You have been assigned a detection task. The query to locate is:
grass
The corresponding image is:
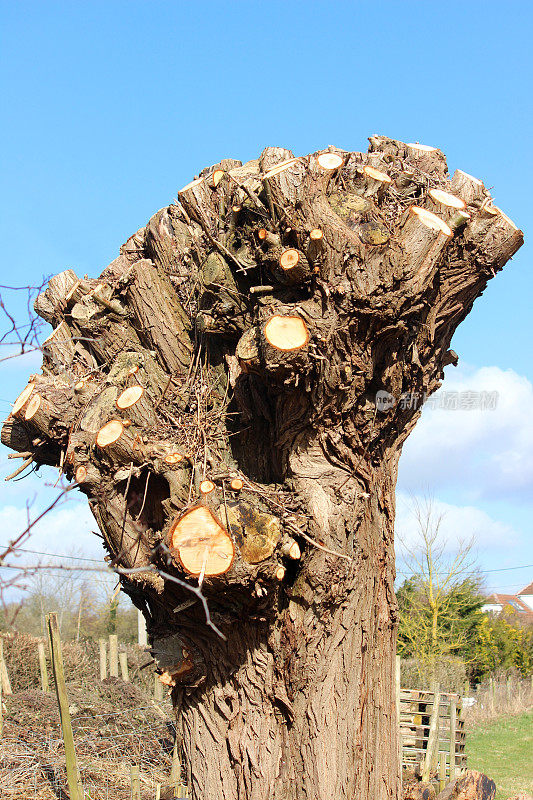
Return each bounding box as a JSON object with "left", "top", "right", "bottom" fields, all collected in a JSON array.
[{"left": 465, "top": 710, "right": 533, "bottom": 799}]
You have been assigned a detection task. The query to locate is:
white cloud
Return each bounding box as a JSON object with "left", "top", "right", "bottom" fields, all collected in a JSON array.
[
  {"left": 0, "top": 501, "right": 106, "bottom": 562},
  {"left": 398, "top": 366, "right": 533, "bottom": 501},
  {"left": 395, "top": 491, "right": 520, "bottom": 555}
]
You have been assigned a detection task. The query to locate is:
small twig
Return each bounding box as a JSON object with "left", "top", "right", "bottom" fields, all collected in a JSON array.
[{"left": 5, "top": 456, "right": 33, "bottom": 482}]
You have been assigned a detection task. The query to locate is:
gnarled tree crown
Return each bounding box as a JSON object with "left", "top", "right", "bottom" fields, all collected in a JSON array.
[{"left": 2, "top": 137, "right": 522, "bottom": 800}]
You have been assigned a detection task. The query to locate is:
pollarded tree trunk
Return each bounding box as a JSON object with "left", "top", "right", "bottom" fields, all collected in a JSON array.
[{"left": 2, "top": 138, "right": 522, "bottom": 800}]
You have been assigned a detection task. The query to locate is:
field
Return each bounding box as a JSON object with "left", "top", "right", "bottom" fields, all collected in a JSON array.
[
  {"left": 465, "top": 710, "right": 533, "bottom": 799},
  {"left": 0, "top": 633, "right": 178, "bottom": 799}
]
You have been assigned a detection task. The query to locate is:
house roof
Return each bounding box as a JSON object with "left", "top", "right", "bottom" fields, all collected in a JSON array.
[
  {"left": 489, "top": 593, "right": 533, "bottom": 618},
  {"left": 519, "top": 581, "right": 533, "bottom": 596}
]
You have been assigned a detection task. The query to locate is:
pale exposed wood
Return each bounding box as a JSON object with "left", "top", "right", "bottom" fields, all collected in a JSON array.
[
  {"left": 410, "top": 206, "right": 452, "bottom": 236},
  {"left": 116, "top": 385, "right": 144, "bottom": 410},
  {"left": 75, "top": 465, "right": 88, "bottom": 483},
  {"left": 429, "top": 188, "right": 466, "bottom": 210},
  {"left": 199, "top": 479, "right": 215, "bottom": 494},
  {"left": 281, "top": 539, "right": 301, "bottom": 559},
  {"left": 230, "top": 478, "right": 243, "bottom": 491},
  {"left": 363, "top": 165, "right": 392, "bottom": 184},
  {"left": 263, "top": 158, "right": 300, "bottom": 179},
  {"left": 274, "top": 248, "right": 311, "bottom": 284},
  {"left": 164, "top": 452, "right": 184, "bottom": 464},
  {"left": 275, "top": 565, "right": 286, "bottom": 581},
  {"left": 405, "top": 143, "right": 446, "bottom": 175},
  {"left": 96, "top": 419, "right": 124, "bottom": 447},
  {"left": 309, "top": 228, "right": 323, "bottom": 240},
  {"left": 317, "top": 152, "right": 343, "bottom": 170},
  {"left": 12, "top": 383, "right": 35, "bottom": 416},
  {"left": 170, "top": 505, "right": 235, "bottom": 577},
  {"left": 24, "top": 393, "right": 42, "bottom": 421},
  {"left": 212, "top": 169, "right": 225, "bottom": 187},
  {"left": 263, "top": 315, "right": 309, "bottom": 351}
]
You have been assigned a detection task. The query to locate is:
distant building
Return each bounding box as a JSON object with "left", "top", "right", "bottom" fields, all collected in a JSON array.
[{"left": 482, "top": 581, "right": 533, "bottom": 619}]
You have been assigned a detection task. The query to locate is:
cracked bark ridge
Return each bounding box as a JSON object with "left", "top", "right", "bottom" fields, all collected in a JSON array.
[{"left": 2, "top": 137, "right": 523, "bottom": 800}]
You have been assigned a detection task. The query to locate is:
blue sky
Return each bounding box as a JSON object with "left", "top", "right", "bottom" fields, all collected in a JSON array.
[{"left": 1, "top": 1, "right": 531, "bottom": 595}]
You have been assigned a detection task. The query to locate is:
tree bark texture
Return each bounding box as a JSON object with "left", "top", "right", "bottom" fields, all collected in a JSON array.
[{"left": 2, "top": 137, "right": 523, "bottom": 800}]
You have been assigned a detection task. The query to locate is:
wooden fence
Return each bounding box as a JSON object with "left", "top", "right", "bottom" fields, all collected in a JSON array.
[{"left": 399, "top": 686, "right": 466, "bottom": 781}]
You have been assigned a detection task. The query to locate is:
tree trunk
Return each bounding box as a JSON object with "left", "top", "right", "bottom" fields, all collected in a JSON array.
[{"left": 2, "top": 137, "right": 522, "bottom": 800}]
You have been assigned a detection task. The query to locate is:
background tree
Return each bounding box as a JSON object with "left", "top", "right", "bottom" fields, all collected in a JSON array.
[
  {"left": 2, "top": 138, "right": 523, "bottom": 800},
  {"left": 397, "top": 497, "right": 485, "bottom": 684}
]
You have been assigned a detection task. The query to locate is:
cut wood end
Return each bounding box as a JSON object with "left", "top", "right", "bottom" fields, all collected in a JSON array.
[
  {"left": 75, "top": 465, "right": 88, "bottom": 483},
  {"left": 264, "top": 315, "right": 309, "bottom": 352},
  {"left": 230, "top": 478, "right": 243, "bottom": 491},
  {"left": 317, "top": 152, "right": 343, "bottom": 170},
  {"left": 263, "top": 158, "right": 300, "bottom": 179},
  {"left": 428, "top": 188, "right": 466, "bottom": 210},
  {"left": 309, "top": 228, "right": 323, "bottom": 240},
  {"left": 179, "top": 177, "right": 205, "bottom": 193},
  {"left": 407, "top": 143, "right": 438, "bottom": 153},
  {"left": 13, "top": 383, "right": 36, "bottom": 415},
  {"left": 74, "top": 381, "right": 85, "bottom": 392},
  {"left": 232, "top": 204, "right": 242, "bottom": 213},
  {"left": 363, "top": 165, "right": 392, "bottom": 184},
  {"left": 127, "top": 366, "right": 139, "bottom": 375},
  {"left": 281, "top": 540, "right": 301, "bottom": 559},
  {"left": 257, "top": 228, "right": 268, "bottom": 240},
  {"left": 170, "top": 505, "right": 234, "bottom": 577},
  {"left": 116, "top": 385, "right": 144, "bottom": 410},
  {"left": 24, "top": 393, "right": 42, "bottom": 421},
  {"left": 212, "top": 169, "right": 225, "bottom": 187},
  {"left": 96, "top": 419, "right": 124, "bottom": 448},
  {"left": 164, "top": 453, "right": 184, "bottom": 465},
  {"left": 279, "top": 249, "right": 300, "bottom": 270},
  {"left": 199, "top": 479, "right": 215, "bottom": 495},
  {"left": 275, "top": 565, "right": 286, "bottom": 581},
  {"left": 455, "top": 169, "right": 483, "bottom": 186},
  {"left": 491, "top": 206, "right": 519, "bottom": 230},
  {"left": 410, "top": 206, "right": 452, "bottom": 237}
]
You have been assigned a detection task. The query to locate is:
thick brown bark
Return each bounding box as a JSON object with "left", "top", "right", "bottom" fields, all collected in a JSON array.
[{"left": 2, "top": 137, "right": 523, "bottom": 800}]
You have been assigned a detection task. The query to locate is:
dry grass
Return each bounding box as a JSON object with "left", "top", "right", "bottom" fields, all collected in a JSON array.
[{"left": 0, "top": 633, "right": 178, "bottom": 799}]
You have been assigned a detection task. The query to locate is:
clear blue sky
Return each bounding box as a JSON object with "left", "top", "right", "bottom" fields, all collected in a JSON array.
[{"left": 1, "top": 1, "right": 531, "bottom": 594}]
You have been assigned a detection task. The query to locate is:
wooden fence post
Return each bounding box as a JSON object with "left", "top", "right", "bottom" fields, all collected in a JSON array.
[
  {"left": 99, "top": 639, "right": 107, "bottom": 680},
  {"left": 109, "top": 634, "right": 119, "bottom": 678},
  {"left": 506, "top": 675, "right": 512, "bottom": 703},
  {"left": 438, "top": 751, "right": 447, "bottom": 790},
  {"left": 119, "top": 651, "right": 129, "bottom": 682},
  {"left": 449, "top": 698, "right": 457, "bottom": 780},
  {"left": 0, "top": 638, "right": 12, "bottom": 696},
  {"left": 169, "top": 734, "right": 181, "bottom": 793},
  {"left": 138, "top": 609, "right": 148, "bottom": 647},
  {"left": 46, "top": 613, "right": 83, "bottom": 800},
  {"left": 396, "top": 655, "right": 402, "bottom": 787},
  {"left": 131, "top": 763, "right": 141, "bottom": 800},
  {"left": 422, "top": 682, "right": 440, "bottom": 782},
  {"left": 38, "top": 641, "right": 50, "bottom": 693},
  {"left": 154, "top": 674, "right": 163, "bottom": 702}
]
